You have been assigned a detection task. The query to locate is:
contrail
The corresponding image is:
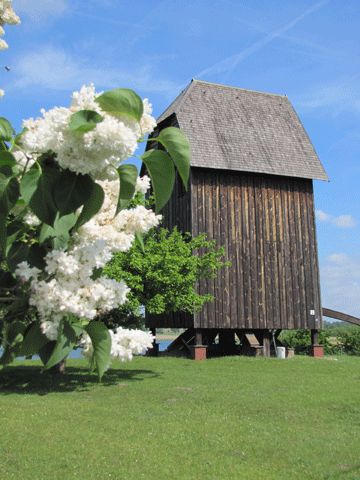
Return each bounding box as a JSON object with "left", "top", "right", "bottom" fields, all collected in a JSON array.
[{"left": 196, "top": 0, "right": 329, "bottom": 79}]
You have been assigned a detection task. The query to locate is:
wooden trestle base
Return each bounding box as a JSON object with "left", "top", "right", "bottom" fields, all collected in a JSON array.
[{"left": 150, "top": 328, "right": 324, "bottom": 359}]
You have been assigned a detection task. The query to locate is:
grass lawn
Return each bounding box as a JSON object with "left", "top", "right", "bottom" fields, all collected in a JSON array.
[{"left": 0, "top": 355, "right": 359, "bottom": 480}]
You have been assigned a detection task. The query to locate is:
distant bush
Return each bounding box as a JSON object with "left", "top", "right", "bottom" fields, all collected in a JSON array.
[
  {"left": 280, "top": 326, "right": 360, "bottom": 355},
  {"left": 337, "top": 328, "right": 360, "bottom": 355}
]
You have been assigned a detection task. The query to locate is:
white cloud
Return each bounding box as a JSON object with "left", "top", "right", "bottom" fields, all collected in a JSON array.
[
  {"left": 321, "top": 253, "right": 360, "bottom": 317},
  {"left": 332, "top": 215, "right": 357, "bottom": 228},
  {"left": 12, "top": 46, "right": 180, "bottom": 98},
  {"left": 316, "top": 209, "right": 357, "bottom": 228},
  {"left": 316, "top": 209, "right": 331, "bottom": 222},
  {"left": 295, "top": 78, "right": 360, "bottom": 116},
  {"left": 14, "top": 0, "right": 69, "bottom": 21}
]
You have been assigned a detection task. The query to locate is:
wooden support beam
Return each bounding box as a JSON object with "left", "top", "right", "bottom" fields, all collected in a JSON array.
[
  {"left": 192, "top": 329, "right": 207, "bottom": 360},
  {"left": 311, "top": 329, "right": 324, "bottom": 358},
  {"left": 195, "top": 330, "right": 203, "bottom": 346},
  {"left": 166, "top": 329, "right": 195, "bottom": 352},
  {"left": 323, "top": 308, "right": 360, "bottom": 327},
  {"left": 311, "top": 329, "right": 319, "bottom": 346},
  {"left": 262, "top": 330, "right": 271, "bottom": 357}
]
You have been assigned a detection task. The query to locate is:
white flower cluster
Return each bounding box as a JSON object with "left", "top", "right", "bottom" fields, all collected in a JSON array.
[
  {"left": 14, "top": 85, "right": 162, "bottom": 360},
  {"left": 20, "top": 84, "right": 157, "bottom": 179},
  {"left": 0, "top": 1, "right": 19, "bottom": 26},
  {"left": 15, "top": 261, "right": 40, "bottom": 283},
  {"left": 15, "top": 179, "right": 160, "bottom": 341},
  {"left": 135, "top": 174, "right": 151, "bottom": 195},
  {"left": 32, "top": 241, "right": 128, "bottom": 338},
  {"left": 76, "top": 179, "right": 161, "bottom": 252},
  {"left": 0, "top": 1, "right": 20, "bottom": 96},
  {"left": 82, "top": 327, "right": 155, "bottom": 363}
]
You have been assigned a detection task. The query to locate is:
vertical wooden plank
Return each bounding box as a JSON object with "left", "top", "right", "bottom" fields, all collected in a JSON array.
[
  {"left": 227, "top": 173, "right": 238, "bottom": 328},
  {"left": 262, "top": 177, "right": 273, "bottom": 328},
  {"left": 267, "top": 181, "right": 280, "bottom": 327},
  {"left": 248, "top": 175, "right": 259, "bottom": 328},
  {"left": 221, "top": 173, "right": 231, "bottom": 328},
  {"left": 234, "top": 172, "right": 245, "bottom": 329},
  {"left": 213, "top": 171, "right": 221, "bottom": 329},
  {"left": 274, "top": 179, "right": 286, "bottom": 330},
  {"left": 204, "top": 170, "right": 216, "bottom": 329},
  {"left": 280, "top": 182, "right": 294, "bottom": 329},
  {"left": 254, "top": 176, "right": 266, "bottom": 329},
  {"left": 298, "top": 181, "right": 312, "bottom": 329},
  {"left": 304, "top": 181, "right": 321, "bottom": 329},
  {"left": 307, "top": 182, "right": 323, "bottom": 329},
  {"left": 292, "top": 182, "right": 306, "bottom": 329},
  {"left": 241, "top": 175, "right": 252, "bottom": 329}
]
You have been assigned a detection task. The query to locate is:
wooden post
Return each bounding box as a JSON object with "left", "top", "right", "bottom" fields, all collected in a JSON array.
[
  {"left": 311, "top": 329, "right": 324, "bottom": 358},
  {"left": 191, "top": 329, "right": 207, "bottom": 360},
  {"left": 147, "top": 327, "right": 159, "bottom": 357},
  {"left": 311, "top": 329, "right": 319, "bottom": 345},
  {"left": 262, "top": 330, "right": 271, "bottom": 357}
]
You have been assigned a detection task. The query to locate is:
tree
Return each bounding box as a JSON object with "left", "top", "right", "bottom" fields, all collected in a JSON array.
[
  {"left": 0, "top": 85, "right": 190, "bottom": 380},
  {"left": 103, "top": 227, "right": 229, "bottom": 327}
]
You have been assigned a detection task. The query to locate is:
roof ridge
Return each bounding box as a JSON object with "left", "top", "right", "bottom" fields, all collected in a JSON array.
[
  {"left": 192, "top": 78, "right": 287, "bottom": 98},
  {"left": 156, "top": 80, "right": 195, "bottom": 123}
]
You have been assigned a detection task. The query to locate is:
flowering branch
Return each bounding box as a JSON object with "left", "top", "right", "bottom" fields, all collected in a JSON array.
[{"left": 0, "top": 84, "right": 190, "bottom": 380}]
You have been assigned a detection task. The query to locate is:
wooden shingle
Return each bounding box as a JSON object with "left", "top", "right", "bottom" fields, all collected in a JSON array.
[{"left": 157, "top": 79, "right": 328, "bottom": 181}]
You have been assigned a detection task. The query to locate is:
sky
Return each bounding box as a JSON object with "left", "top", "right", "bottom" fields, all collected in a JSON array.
[{"left": 2, "top": 0, "right": 360, "bottom": 317}]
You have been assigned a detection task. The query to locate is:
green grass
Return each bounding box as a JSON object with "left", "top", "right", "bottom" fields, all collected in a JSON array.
[{"left": 1, "top": 356, "right": 360, "bottom": 480}]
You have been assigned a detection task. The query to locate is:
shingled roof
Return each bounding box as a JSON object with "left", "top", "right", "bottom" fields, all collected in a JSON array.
[{"left": 157, "top": 79, "right": 328, "bottom": 181}]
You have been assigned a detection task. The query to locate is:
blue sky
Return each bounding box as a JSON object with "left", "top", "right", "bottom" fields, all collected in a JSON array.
[{"left": 2, "top": 0, "right": 360, "bottom": 316}]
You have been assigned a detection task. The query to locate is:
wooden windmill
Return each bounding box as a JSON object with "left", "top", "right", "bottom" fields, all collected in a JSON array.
[{"left": 145, "top": 80, "right": 328, "bottom": 359}]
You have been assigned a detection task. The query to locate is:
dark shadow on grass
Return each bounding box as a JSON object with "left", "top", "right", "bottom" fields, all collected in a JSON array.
[{"left": 0, "top": 365, "right": 159, "bottom": 395}]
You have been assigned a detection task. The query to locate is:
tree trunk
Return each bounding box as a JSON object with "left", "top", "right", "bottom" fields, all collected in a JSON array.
[{"left": 49, "top": 359, "right": 66, "bottom": 374}]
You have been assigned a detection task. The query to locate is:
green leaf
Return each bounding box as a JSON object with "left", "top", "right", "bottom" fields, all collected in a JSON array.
[
  {"left": 74, "top": 182, "right": 104, "bottom": 229},
  {"left": 116, "top": 164, "right": 138, "bottom": 214},
  {"left": 85, "top": 321, "right": 111, "bottom": 381},
  {"left": 54, "top": 171, "right": 94, "bottom": 216},
  {"left": 6, "top": 321, "right": 26, "bottom": 345},
  {"left": 21, "top": 322, "right": 49, "bottom": 356},
  {"left": 0, "top": 269, "right": 16, "bottom": 288},
  {"left": 44, "top": 321, "right": 79, "bottom": 370},
  {"left": 152, "top": 127, "right": 190, "bottom": 188},
  {"left": 141, "top": 149, "right": 175, "bottom": 212},
  {"left": 95, "top": 88, "right": 143, "bottom": 122},
  {"left": 7, "top": 241, "right": 29, "bottom": 272},
  {"left": 20, "top": 162, "right": 41, "bottom": 204},
  {"left": 135, "top": 231, "right": 145, "bottom": 253},
  {"left": 0, "top": 173, "right": 19, "bottom": 213},
  {"left": 0, "top": 320, "right": 26, "bottom": 365},
  {"left": 69, "top": 110, "right": 104, "bottom": 133},
  {"left": 0, "top": 117, "right": 14, "bottom": 141},
  {"left": 4, "top": 296, "right": 29, "bottom": 321},
  {"left": 39, "top": 213, "right": 77, "bottom": 245},
  {"left": 0, "top": 151, "right": 16, "bottom": 169},
  {"left": 0, "top": 214, "right": 6, "bottom": 258},
  {"left": 13, "top": 128, "right": 28, "bottom": 147},
  {"left": 28, "top": 244, "right": 47, "bottom": 270},
  {"left": 29, "top": 163, "right": 60, "bottom": 225},
  {"left": 5, "top": 220, "right": 23, "bottom": 256},
  {"left": 38, "top": 341, "right": 56, "bottom": 365}
]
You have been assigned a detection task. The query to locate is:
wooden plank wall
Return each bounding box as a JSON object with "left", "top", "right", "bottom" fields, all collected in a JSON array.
[{"left": 191, "top": 168, "right": 322, "bottom": 330}]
